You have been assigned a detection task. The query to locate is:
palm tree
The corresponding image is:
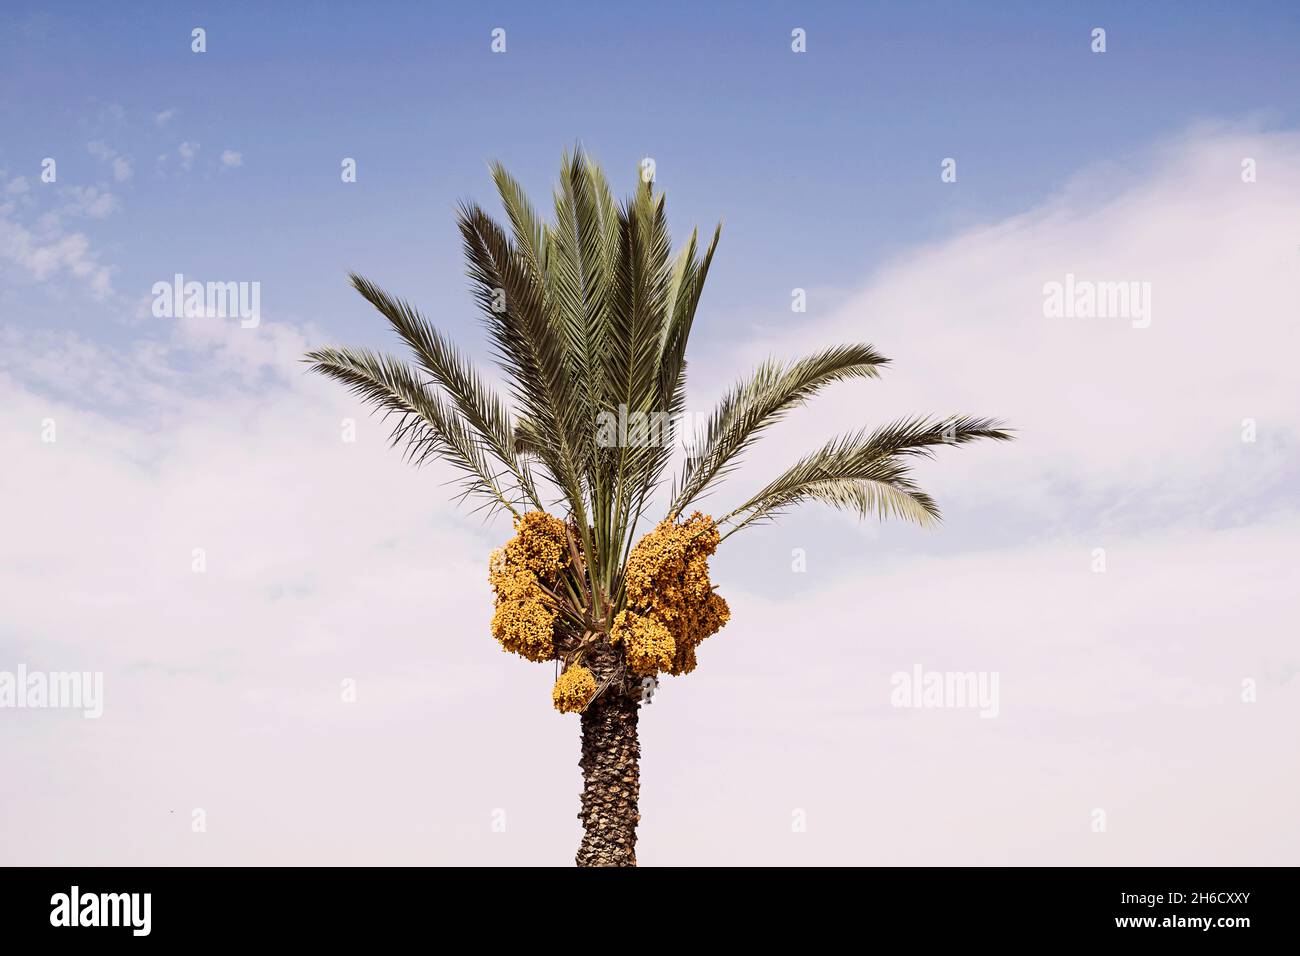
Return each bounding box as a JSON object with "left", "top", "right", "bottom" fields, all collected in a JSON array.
[{"left": 305, "top": 150, "right": 1012, "bottom": 866}]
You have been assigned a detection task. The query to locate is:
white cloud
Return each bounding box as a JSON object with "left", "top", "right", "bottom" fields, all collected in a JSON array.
[
  {"left": 62, "top": 185, "right": 118, "bottom": 220},
  {"left": 220, "top": 149, "right": 243, "bottom": 168},
  {"left": 97, "top": 103, "right": 126, "bottom": 125},
  {"left": 87, "top": 141, "right": 133, "bottom": 183},
  {"left": 154, "top": 108, "right": 178, "bottom": 126},
  {"left": 689, "top": 123, "right": 1300, "bottom": 540},
  {"left": 178, "top": 141, "right": 199, "bottom": 171},
  {"left": 0, "top": 188, "right": 115, "bottom": 298}
]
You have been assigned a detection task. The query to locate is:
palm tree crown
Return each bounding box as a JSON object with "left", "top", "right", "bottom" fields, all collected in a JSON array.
[{"left": 305, "top": 149, "right": 1012, "bottom": 864}]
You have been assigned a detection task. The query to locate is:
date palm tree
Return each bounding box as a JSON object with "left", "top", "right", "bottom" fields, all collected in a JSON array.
[{"left": 306, "top": 150, "right": 1011, "bottom": 866}]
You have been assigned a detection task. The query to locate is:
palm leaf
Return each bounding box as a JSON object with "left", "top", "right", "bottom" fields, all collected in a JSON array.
[
  {"left": 549, "top": 149, "right": 615, "bottom": 484},
  {"left": 720, "top": 416, "right": 1012, "bottom": 536},
  {"left": 457, "top": 202, "right": 588, "bottom": 513},
  {"left": 303, "top": 345, "right": 521, "bottom": 516},
  {"left": 348, "top": 272, "right": 540, "bottom": 507},
  {"left": 672, "top": 343, "right": 891, "bottom": 514}
]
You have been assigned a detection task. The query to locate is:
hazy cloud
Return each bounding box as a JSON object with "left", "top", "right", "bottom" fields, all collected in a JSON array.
[
  {"left": 87, "top": 141, "right": 133, "bottom": 183},
  {"left": 177, "top": 141, "right": 199, "bottom": 171},
  {"left": 0, "top": 176, "right": 115, "bottom": 298}
]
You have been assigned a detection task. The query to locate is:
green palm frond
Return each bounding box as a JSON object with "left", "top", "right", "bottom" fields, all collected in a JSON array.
[
  {"left": 720, "top": 416, "right": 1013, "bottom": 536},
  {"left": 347, "top": 272, "right": 540, "bottom": 508},
  {"left": 303, "top": 345, "right": 523, "bottom": 517},
  {"left": 804, "top": 476, "right": 940, "bottom": 526},
  {"left": 603, "top": 180, "right": 673, "bottom": 463},
  {"left": 590, "top": 178, "right": 678, "bottom": 594},
  {"left": 584, "top": 158, "right": 623, "bottom": 269},
  {"left": 548, "top": 149, "right": 615, "bottom": 485},
  {"left": 490, "top": 159, "right": 550, "bottom": 278},
  {"left": 672, "top": 343, "right": 891, "bottom": 515},
  {"left": 659, "top": 221, "right": 721, "bottom": 446},
  {"left": 458, "top": 201, "right": 588, "bottom": 515}
]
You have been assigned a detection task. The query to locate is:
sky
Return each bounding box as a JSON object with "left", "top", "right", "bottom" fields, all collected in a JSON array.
[{"left": 1, "top": 1, "right": 1298, "bottom": 865}]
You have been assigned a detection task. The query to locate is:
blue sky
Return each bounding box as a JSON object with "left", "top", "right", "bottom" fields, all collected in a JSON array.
[{"left": 4, "top": 0, "right": 1300, "bottom": 360}]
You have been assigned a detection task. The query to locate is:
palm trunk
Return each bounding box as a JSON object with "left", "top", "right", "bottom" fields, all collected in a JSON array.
[{"left": 576, "top": 689, "right": 640, "bottom": 866}]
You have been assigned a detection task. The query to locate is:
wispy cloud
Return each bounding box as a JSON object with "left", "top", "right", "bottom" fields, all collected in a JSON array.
[
  {"left": 87, "top": 141, "right": 133, "bottom": 183},
  {"left": 177, "top": 141, "right": 199, "bottom": 172},
  {"left": 61, "top": 185, "right": 118, "bottom": 220},
  {"left": 0, "top": 173, "right": 115, "bottom": 298}
]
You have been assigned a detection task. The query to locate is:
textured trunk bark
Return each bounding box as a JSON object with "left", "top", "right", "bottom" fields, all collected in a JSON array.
[{"left": 576, "top": 689, "right": 640, "bottom": 866}]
